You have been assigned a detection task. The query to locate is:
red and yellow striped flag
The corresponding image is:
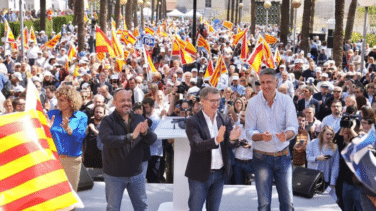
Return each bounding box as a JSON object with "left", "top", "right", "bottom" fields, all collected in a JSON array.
[
  {"left": 180, "top": 48, "right": 195, "bottom": 65},
  {"left": 127, "top": 32, "right": 137, "bottom": 45},
  {"left": 247, "top": 42, "right": 264, "bottom": 74},
  {"left": 111, "top": 28, "right": 124, "bottom": 59},
  {"left": 204, "top": 21, "right": 214, "bottom": 33},
  {"left": 133, "top": 28, "right": 140, "bottom": 37},
  {"left": 41, "top": 33, "right": 61, "bottom": 49},
  {"left": 204, "top": 59, "right": 214, "bottom": 78},
  {"left": 4, "top": 20, "right": 17, "bottom": 49},
  {"left": 197, "top": 34, "right": 210, "bottom": 53},
  {"left": 223, "top": 21, "right": 233, "bottom": 29},
  {"left": 240, "top": 34, "right": 249, "bottom": 61},
  {"left": 124, "top": 49, "right": 130, "bottom": 59},
  {"left": 23, "top": 27, "right": 29, "bottom": 49},
  {"left": 30, "top": 26, "right": 37, "bottom": 43},
  {"left": 115, "top": 58, "right": 126, "bottom": 72},
  {"left": 120, "top": 31, "right": 129, "bottom": 45},
  {"left": 257, "top": 36, "right": 276, "bottom": 69},
  {"left": 175, "top": 35, "right": 186, "bottom": 48},
  {"left": 172, "top": 39, "right": 180, "bottom": 56},
  {"left": 232, "top": 28, "right": 247, "bottom": 45},
  {"left": 96, "top": 26, "right": 116, "bottom": 58},
  {"left": 265, "top": 33, "right": 278, "bottom": 45},
  {"left": 67, "top": 44, "right": 77, "bottom": 61},
  {"left": 185, "top": 38, "right": 197, "bottom": 55},
  {"left": 143, "top": 47, "right": 157, "bottom": 73},
  {"left": 161, "top": 31, "right": 168, "bottom": 37},
  {"left": 274, "top": 48, "right": 281, "bottom": 64},
  {"left": 111, "top": 17, "right": 116, "bottom": 30},
  {"left": 73, "top": 65, "right": 80, "bottom": 78},
  {"left": 145, "top": 26, "right": 155, "bottom": 35},
  {"left": 161, "top": 20, "right": 167, "bottom": 31},
  {"left": 209, "top": 55, "right": 224, "bottom": 87}
]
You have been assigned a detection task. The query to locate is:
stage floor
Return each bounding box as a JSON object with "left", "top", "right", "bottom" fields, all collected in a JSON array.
[{"left": 77, "top": 182, "right": 341, "bottom": 211}]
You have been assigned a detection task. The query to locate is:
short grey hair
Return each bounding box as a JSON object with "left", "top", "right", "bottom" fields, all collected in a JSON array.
[
  {"left": 259, "top": 68, "right": 277, "bottom": 80},
  {"left": 200, "top": 87, "right": 220, "bottom": 99}
]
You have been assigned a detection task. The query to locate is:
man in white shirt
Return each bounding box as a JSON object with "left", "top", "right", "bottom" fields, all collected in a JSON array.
[
  {"left": 26, "top": 40, "right": 39, "bottom": 66},
  {"left": 320, "top": 100, "right": 342, "bottom": 133}
]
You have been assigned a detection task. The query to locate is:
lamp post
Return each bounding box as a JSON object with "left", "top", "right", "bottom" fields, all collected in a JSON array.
[
  {"left": 291, "top": 0, "right": 301, "bottom": 54},
  {"left": 264, "top": 1, "right": 271, "bottom": 29},
  {"left": 138, "top": 0, "right": 144, "bottom": 30},
  {"left": 358, "top": 0, "right": 376, "bottom": 72},
  {"left": 192, "top": 0, "right": 197, "bottom": 46},
  {"left": 20, "top": 0, "right": 24, "bottom": 62},
  {"left": 239, "top": 2, "right": 243, "bottom": 26}
]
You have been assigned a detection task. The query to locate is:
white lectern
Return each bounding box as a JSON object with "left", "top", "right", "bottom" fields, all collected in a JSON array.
[{"left": 155, "top": 117, "right": 190, "bottom": 211}]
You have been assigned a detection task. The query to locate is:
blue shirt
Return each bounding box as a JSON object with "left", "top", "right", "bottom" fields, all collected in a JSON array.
[
  {"left": 231, "top": 84, "right": 245, "bottom": 96},
  {"left": 48, "top": 109, "right": 88, "bottom": 157},
  {"left": 149, "top": 113, "right": 163, "bottom": 157},
  {"left": 245, "top": 91, "right": 299, "bottom": 152}
]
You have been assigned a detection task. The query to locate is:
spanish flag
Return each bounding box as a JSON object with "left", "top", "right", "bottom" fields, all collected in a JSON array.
[
  {"left": 204, "top": 59, "right": 214, "bottom": 78},
  {"left": 265, "top": 33, "right": 278, "bottom": 45},
  {"left": 111, "top": 28, "right": 124, "bottom": 59},
  {"left": 240, "top": 34, "right": 249, "bottom": 61},
  {"left": 120, "top": 31, "right": 129, "bottom": 45},
  {"left": 257, "top": 36, "right": 275, "bottom": 69},
  {"left": 143, "top": 47, "right": 157, "bottom": 73},
  {"left": 232, "top": 28, "right": 247, "bottom": 45},
  {"left": 209, "top": 55, "right": 224, "bottom": 88},
  {"left": 223, "top": 21, "right": 233, "bottom": 29},
  {"left": 185, "top": 38, "right": 197, "bottom": 55},
  {"left": 179, "top": 48, "right": 195, "bottom": 65},
  {"left": 41, "top": 32, "right": 61, "bottom": 49},
  {"left": 127, "top": 32, "right": 137, "bottom": 45},
  {"left": 30, "top": 26, "right": 37, "bottom": 43},
  {"left": 246, "top": 42, "right": 264, "bottom": 73},
  {"left": 172, "top": 39, "right": 180, "bottom": 56},
  {"left": 274, "top": 48, "right": 281, "bottom": 65},
  {"left": 196, "top": 34, "right": 210, "bottom": 53},
  {"left": 96, "top": 26, "right": 116, "bottom": 58},
  {"left": 145, "top": 26, "right": 155, "bottom": 35}
]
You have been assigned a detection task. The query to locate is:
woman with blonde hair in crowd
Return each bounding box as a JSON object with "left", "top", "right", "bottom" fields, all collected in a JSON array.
[
  {"left": 306, "top": 125, "right": 339, "bottom": 189},
  {"left": 47, "top": 86, "right": 88, "bottom": 192},
  {"left": 1, "top": 98, "right": 13, "bottom": 115}
]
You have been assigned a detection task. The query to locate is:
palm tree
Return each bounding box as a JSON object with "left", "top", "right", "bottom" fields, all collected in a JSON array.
[
  {"left": 227, "top": 0, "right": 230, "bottom": 21},
  {"left": 309, "top": 0, "right": 316, "bottom": 33},
  {"left": 115, "top": 0, "right": 121, "bottom": 27},
  {"left": 250, "top": 0, "right": 256, "bottom": 34},
  {"left": 344, "top": 0, "right": 357, "bottom": 42},
  {"left": 280, "top": 0, "right": 290, "bottom": 45},
  {"left": 126, "top": 0, "right": 133, "bottom": 29},
  {"left": 133, "top": 0, "right": 138, "bottom": 28},
  {"left": 333, "top": 0, "right": 345, "bottom": 68},
  {"left": 40, "top": 0, "right": 46, "bottom": 31},
  {"left": 75, "top": 0, "right": 85, "bottom": 52},
  {"left": 300, "top": 0, "right": 314, "bottom": 57},
  {"left": 151, "top": 0, "right": 155, "bottom": 24},
  {"left": 100, "top": 0, "right": 108, "bottom": 31},
  {"left": 231, "top": 0, "right": 235, "bottom": 23},
  {"left": 68, "top": 0, "right": 75, "bottom": 9},
  {"left": 235, "top": 0, "right": 239, "bottom": 26}
]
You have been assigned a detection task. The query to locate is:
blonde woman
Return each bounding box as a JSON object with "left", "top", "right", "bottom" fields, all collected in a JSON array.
[
  {"left": 306, "top": 125, "right": 339, "bottom": 189},
  {"left": 47, "top": 86, "right": 88, "bottom": 192}
]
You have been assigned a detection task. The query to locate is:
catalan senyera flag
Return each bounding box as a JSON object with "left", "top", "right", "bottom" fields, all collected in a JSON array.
[
  {"left": 232, "top": 28, "right": 247, "bottom": 45},
  {"left": 209, "top": 55, "right": 224, "bottom": 88},
  {"left": 206, "top": 23, "right": 214, "bottom": 33},
  {"left": 133, "top": 28, "right": 140, "bottom": 37},
  {"left": 223, "top": 21, "right": 233, "bottom": 30},
  {"left": 172, "top": 39, "right": 180, "bottom": 56},
  {"left": 67, "top": 43, "right": 77, "bottom": 61},
  {"left": 179, "top": 48, "right": 195, "bottom": 65},
  {"left": 240, "top": 34, "right": 249, "bottom": 61},
  {"left": 41, "top": 33, "right": 61, "bottom": 49},
  {"left": 247, "top": 42, "right": 264, "bottom": 74},
  {"left": 143, "top": 47, "right": 157, "bottom": 73},
  {"left": 30, "top": 26, "right": 37, "bottom": 44},
  {"left": 265, "top": 33, "right": 278, "bottom": 45},
  {"left": 73, "top": 65, "right": 80, "bottom": 78},
  {"left": 23, "top": 27, "right": 29, "bottom": 50},
  {"left": 197, "top": 34, "right": 210, "bottom": 53},
  {"left": 204, "top": 59, "right": 214, "bottom": 78},
  {"left": 115, "top": 58, "right": 126, "bottom": 72},
  {"left": 145, "top": 26, "right": 155, "bottom": 35},
  {"left": 257, "top": 36, "right": 276, "bottom": 69},
  {"left": 274, "top": 48, "right": 281, "bottom": 64},
  {"left": 124, "top": 49, "right": 130, "bottom": 59},
  {"left": 111, "top": 28, "right": 124, "bottom": 59},
  {"left": 96, "top": 26, "right": 116, "bottom": 58},
  {"left": 185, "top": 38, "right": 197, "bottom": 55},
  {"left": 175, "top": 35, "right": 186, "bottom": 49},
  {"left": 127, "top": 32, "right": 137, "bottom": 45},
  {"left": 4, "top": 20, "right": 17, "bottom": 49}
]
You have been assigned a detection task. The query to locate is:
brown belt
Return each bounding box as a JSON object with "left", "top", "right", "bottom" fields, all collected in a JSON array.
[
  {"left": 254, "top": 147, "right": 289, "bottom": 157},
  {"left": 59, "top": 155, "right": 80, "bottom": 158}
]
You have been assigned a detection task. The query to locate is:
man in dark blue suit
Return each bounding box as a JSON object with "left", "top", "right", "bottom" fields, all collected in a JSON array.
[
  {"left": 297, "top": 85, "right": 320, "bottom": 118},
  {"left": 185, "top": 87, "right": 242, "bottom": 211},
  {"left": 313, "top": 82, "right": 334, "bottom": 121}
]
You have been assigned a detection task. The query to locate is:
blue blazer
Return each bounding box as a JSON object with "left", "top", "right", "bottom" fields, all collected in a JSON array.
[{"left": 297, "top": 98, "right": 320, "bottom": 118}]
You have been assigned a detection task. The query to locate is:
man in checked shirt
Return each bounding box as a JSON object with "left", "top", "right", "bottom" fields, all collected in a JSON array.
[{"left": 245, "top": 68, "right": 298, "bottom": 211}]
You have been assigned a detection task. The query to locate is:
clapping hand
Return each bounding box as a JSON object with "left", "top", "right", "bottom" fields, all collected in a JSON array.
[
  {"left": 140, "top": 120, "right": 148, "bottom": 134},
  {"left": 262, "top": 131, "right": 273, "bottom": 142},
  {"left": 47, "top": 115, "right": 55, "bottom": 128},
  {"left": 230, "top": 126, "right": 241, "bottom": 141},
  {"left": 217, "top": 125, "right": 226, "bottom": 143},
  {"left": 60, "top": 117, "right": 70, "bottom": 130},
  {"left": 276, "top": 131, "right": 287, "bottom": 142}
]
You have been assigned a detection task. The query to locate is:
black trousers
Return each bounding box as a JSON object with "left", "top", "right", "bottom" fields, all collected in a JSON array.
[{"left": 146, "top": 156, "right": 162, "bottom": 183}]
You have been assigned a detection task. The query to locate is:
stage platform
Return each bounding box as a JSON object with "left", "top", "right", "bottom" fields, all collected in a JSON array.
[{"left": 77, "top": 182, "right": 341, "bottom": 211}]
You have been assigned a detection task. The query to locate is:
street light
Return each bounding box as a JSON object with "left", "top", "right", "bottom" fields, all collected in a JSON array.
[
  {"left": 358, "top": 0, "right": 376, "bottom": 72},
  {"left": 264, "top": 1, "right": 271, "bottom": 29},
  {"left": 291, "top": 0, "right": 301, "bottom": 54},
  {"left": 239, "top": 3, "right": 243, "bottom": 26}
]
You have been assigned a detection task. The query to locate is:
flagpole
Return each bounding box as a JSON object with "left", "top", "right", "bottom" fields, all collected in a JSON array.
[{"left": 20, "top": 0, "right": 24, "bottom": 61}]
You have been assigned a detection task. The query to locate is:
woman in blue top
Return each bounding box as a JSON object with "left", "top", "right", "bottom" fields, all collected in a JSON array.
[
  {"left": 47, "top": 85, "right": 88, "bottom": 192},
  {"left": 306, "top": 125, "right": 339, "bottom": 189}
]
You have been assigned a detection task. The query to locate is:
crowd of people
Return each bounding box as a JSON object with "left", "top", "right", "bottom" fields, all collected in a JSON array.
[
  {"left": 1, "top": 15, "right": 376, "bottom": 211},
  {"left": 0, "top": 8, "right": 74, "bottom": 22}
]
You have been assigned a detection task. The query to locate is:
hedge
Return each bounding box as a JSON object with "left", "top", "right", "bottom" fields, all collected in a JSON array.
[
  {"left": 0, "top": 15, "right": 75, "bottom": 45},
  {"left": 351, "top": 32, "right": 376, "bottom": 48}
]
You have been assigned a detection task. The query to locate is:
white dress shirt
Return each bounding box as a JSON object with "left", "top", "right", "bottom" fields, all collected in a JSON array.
[
  {"left": 202, "top": 111, "right": 224, "bottom": 170},
  {"left": 233, "top": 126, "right": 253, "bottom": 160}
]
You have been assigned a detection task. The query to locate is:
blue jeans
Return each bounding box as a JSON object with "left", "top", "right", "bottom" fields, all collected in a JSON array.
[
  {"left": 142, "top": 161, "right": 148, "bottom": 179},
  {"left": 253, "top": 150, "right": 294, "bottom": 211},
  {"left": 233, "top": 159, "right": 254, "bottom": 184},
  {"left": 188, "top": 169, "right": 225, "bottom": 211},
  {"left": 360, "top": 191, "right": 376, "bottom": 211},
  {"left": 342, "top": 181, "right": 363, "bottom": 211},
  {"left": 104, "top": 173, "right": 148, "bottom": 211}
]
